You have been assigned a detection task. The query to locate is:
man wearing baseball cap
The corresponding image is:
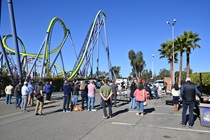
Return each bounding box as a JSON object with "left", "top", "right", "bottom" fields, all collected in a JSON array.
[{"left": 21, "top": 81, "right": 30, "bottom": 112}]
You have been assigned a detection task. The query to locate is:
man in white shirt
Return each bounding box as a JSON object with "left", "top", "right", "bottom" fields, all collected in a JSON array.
[
  {"left": 5, "top": 83, "right": 13, "bottom": 104},
  {"left": 21, "top": 81, "right": 29, "bottom": 112}
]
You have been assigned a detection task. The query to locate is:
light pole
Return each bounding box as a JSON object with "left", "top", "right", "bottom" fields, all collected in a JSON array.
[
  {"left": 166, "top": 19, "right": 176, "bottom": 85},
  {"left": 152, "top": 54, "right": 154, "bottom": 79}
]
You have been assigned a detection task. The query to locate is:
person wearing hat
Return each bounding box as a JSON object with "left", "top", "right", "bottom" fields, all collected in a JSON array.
[
  {"left": 21, "top": 81, "right": 30, "bottom": 112},
  {"left": 180, "top": 77, "right": 201, "bottom": 128}
]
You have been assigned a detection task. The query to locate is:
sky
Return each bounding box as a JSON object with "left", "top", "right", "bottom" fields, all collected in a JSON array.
[{"left": 1, "top": 0, "right": 210, "bottom": 78}]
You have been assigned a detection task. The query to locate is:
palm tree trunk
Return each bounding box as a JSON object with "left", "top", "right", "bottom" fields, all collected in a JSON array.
[
  {"left": 186, "top": 52, "right": 190, "bottom": 77},
  {"left": 179, "top": 52, "right": 183, "bottom": 86}
]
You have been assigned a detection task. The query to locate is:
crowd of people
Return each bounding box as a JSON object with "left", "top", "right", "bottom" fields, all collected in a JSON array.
[
  {"left": 3, "top": 77, "right": 202, "bottom": 127},
  {"left": 128, "top": 77, "right": 201, "bottom": 128},
  {"left": 4, "top": 80, "right": 53, "bottom": 115}
]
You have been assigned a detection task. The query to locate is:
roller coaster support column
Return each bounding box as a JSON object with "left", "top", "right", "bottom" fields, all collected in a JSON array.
[
  {"left": 26, "top": 36, "right": 47, "bottom": 80},
  {"left": 0, "top": 36, "right": 13, "bottom": 77},
  {"left": 103, "top": 20, "right": 113, "bottom": 80},
  {"left": 49, "top": 30, "right": 69, "bottom": 78},
  {"left": 8, "top": 0, "right": 22, "bottom": 78}
]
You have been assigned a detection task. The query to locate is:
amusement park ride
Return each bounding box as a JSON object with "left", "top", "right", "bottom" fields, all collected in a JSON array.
[{"left": 0, "top": 0, "right": 116, "bottom": 81}]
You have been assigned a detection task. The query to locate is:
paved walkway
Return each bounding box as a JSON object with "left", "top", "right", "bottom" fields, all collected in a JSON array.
[{"left": 0, "top": 90, "right": 209, "bottom": 140}]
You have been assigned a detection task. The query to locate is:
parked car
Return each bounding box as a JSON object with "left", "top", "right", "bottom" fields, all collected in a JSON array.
[{"left": 154, "top": 80, "right": 164, "bottom": 90}]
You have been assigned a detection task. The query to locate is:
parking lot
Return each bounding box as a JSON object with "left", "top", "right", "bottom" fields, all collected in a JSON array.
[{"left": 0, "top": 90, "right": 210, "bottom": 140}]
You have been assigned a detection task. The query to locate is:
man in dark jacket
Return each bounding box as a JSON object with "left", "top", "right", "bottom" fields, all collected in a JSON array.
[
  {"left": 63, "top": 81, "right": 72, "bottom": 112},
  {"left": 110, "top": 80, "right": 118, "bottom": 107},
  {"left": 180, "top": 77, "right": 201, "bottom": 128},
  {"left": 14, "top": 81, "right": 22, "bottom": 109}
]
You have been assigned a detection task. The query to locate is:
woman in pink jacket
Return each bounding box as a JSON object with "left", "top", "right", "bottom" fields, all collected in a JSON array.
[{"left": 134, "top": 83, "right": 148, "bottom": 116}]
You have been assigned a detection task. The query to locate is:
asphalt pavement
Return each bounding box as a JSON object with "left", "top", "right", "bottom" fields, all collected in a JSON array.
[{"left": 0, "top": 90, "right": 209, "bottom": 140}]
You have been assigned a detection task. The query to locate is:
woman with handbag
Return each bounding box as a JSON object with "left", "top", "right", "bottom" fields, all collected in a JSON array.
[{"left": 134, "top": 83, "right": 148, "bottom": 116}]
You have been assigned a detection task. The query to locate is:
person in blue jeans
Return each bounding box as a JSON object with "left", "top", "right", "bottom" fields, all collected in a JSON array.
[
  {"left": 73, "top": 82, "right": 80, "bottom": 105},
  {"left": 151, "top": 85, "right": 158, "bottom": 99},
  {"left": 134, "top": 83, "right": 148, "bottom": 116},
  {"left": 5, "top": 83, "right": 14, "bottom": 104},
  {"left": 87, "top": 80, "right": 97, "bottom": 111},
  {"left": 45, "top": 82, "right": 52, "bottom": 101},
  {"left": 14, "top": 81, "right": 22, "bottom": 109},
  {"left": 129, "top": 80, "right": 137, "bottom": 109},
  {"left": 88, "top": 96, "right": 96, "bottom": 111}
]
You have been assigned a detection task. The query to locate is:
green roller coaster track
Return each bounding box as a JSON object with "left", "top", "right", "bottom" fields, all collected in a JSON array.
[{"left": 2, "top": 10, "right": 109, "bottom": 80}]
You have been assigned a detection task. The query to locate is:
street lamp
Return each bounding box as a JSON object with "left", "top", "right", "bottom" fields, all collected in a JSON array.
[
  {"left": 152, "top": 54, "right": 154, "bottom": 79},
  {"left": 166, "top": 19, "right": 176, "bottom": 85}
]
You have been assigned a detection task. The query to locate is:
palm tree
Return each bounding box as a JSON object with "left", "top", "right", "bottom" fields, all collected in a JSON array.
[
  {"left": 158, "top": 40, "right": 178, "bottom": 82},
  {"left": 183, "top": 31, "right": 201, "bottom": 77},
  {"left": 176, "top": 34, "right": 187, "bottom": 85}
]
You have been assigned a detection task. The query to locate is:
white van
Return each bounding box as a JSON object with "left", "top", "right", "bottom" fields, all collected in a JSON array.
[{"left": 154, "top": 80, "right": 164, "bottom": 90}]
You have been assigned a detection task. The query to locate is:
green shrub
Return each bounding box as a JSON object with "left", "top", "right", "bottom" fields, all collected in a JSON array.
[{"left": 190, "top": 72, "right": 210, "bottom": 95}]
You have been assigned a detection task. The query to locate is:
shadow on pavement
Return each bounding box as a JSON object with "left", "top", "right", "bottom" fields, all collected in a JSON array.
[
  {"left": 44, "top": 109, "right": 63, "bottom": 116},
  {"left": 144, "top": 108, "right": 155, "bottom": 115},
  {"left": 43, "top": 105, "right": 59, "bottom": 109},
  {"left": 112, "top": 108, "right": 129, "bottom": 117}
]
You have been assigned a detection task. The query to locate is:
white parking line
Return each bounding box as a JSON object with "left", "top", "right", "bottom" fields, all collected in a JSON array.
[
  {"left": 150, "top": 112, "right": 182, "bottom": 116},
  {"left": 146, "top": 105, "right": 174, "bottom": 108},
  {"left": 111, "top": 122, "right": 210, "bottom": 133},
  {"left": 128, "top": 111, "right": 181, "bottom": 116},
  {"left": 0, "top": 112, "right": 22, "bottom": 119},
  {"left": 112, "top": 122, "right": 133, "bottom": 126},
  {"left": 146, "top": 125, "right": 210, "bottom": 133}
]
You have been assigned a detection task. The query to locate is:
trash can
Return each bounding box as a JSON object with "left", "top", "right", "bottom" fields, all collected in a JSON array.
[{"left": 199, "top": 96, "right": 210, "bottom": 127}]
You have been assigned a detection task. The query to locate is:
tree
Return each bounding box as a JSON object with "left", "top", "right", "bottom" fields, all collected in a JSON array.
[
  {"left": 183, "top": 31, "right": 201, "bottom": 77},
  {"left": 111, "top": 66, "right": 122, "bottom": 78},
  {"left": 128, "top": 50, "right": 138, "bottom": 77},
  {"left": 128, "top": 50, "right": 146, "bottom": 80},
  {"left": 158, "top": 40, "right": 178, "bottom": 82},
  {"left": 129, "top": 68, "right": 136, "bottom": 79},
  {"left": 156, "top": 68, "right": 171, "bottom": 80},
  {"left": 93, "top": 70, "right": 109, "bottom": 79},
  {"left": 142, "top": 69, "right": 152, "bottom": 82},
  {"left": 176, "top": 34, "right": 187, "bottom": 85}
]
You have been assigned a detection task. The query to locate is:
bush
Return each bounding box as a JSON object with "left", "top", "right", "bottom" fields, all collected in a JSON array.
[{"left": 190, "top": 72, "right": 210, "bottom": 95}]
